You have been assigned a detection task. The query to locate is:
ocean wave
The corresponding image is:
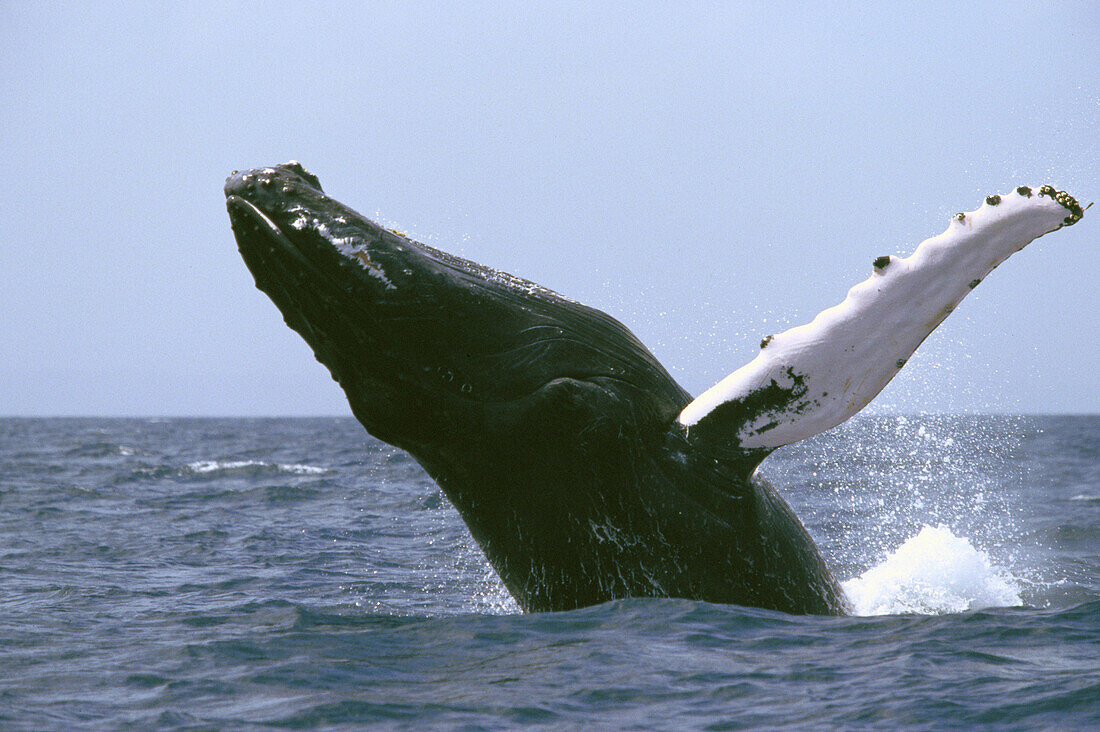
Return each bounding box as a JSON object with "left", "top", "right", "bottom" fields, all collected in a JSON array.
[
  {"left": 185, "top": 460, "right": 328, "bottom": 476},
  {"left": 64, "top": 441, "right": 144, "bottom": 458}
]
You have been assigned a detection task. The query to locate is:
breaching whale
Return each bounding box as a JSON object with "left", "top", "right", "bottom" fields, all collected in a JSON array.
[{"left": 225, "top": 163, "right": 1083, "bottom": 614}]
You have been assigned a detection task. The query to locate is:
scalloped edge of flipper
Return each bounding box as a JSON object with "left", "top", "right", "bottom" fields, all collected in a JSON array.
[{"left": 678, "top": 185, "right": 1085, "bottom": 451}]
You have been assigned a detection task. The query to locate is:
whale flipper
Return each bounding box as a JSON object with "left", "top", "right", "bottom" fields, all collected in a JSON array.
[{"left": 678, "top": 186, "right": 1084, "bottom": 451}]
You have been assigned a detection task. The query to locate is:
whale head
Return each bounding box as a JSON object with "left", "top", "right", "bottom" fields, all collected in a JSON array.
[{"left": 225, "top": 162, "right": 690, "bottom": 476}]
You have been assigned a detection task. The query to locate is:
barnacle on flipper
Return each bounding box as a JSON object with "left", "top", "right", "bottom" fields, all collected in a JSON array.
[{"left": 1038, "top": 185, "right": 1085, "bottom": 226}]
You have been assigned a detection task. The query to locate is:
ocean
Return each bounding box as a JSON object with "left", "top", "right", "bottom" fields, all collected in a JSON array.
[{"left": 1, "top": 415, "right": 1096, "bottom": 729}]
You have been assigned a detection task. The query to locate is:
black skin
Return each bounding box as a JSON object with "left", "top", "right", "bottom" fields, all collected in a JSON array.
[{"left": 225, "top": 162, "right": 847, "bottom": 615}]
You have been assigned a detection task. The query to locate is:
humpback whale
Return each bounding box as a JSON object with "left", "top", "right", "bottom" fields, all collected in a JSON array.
[{"left": 225, "top": 163, "right": 1083, "bottom": 614}]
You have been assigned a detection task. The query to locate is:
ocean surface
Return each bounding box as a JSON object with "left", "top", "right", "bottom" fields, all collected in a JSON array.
[{"left": 1, "top": 415, "right": 1096, "bottom": 729}]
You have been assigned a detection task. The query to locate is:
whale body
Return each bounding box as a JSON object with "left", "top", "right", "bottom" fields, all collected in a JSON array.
[{"left": 225, "top": 163, "right": 1082, "bottom": 614}]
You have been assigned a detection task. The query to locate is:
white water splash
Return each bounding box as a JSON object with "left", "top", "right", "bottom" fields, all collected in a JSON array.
[
  {"left": 187, "top": 460, "right": 328, "bottom": 475},
  {"left": 842, "top": 524, "right": 1021, "bottom": 616}
]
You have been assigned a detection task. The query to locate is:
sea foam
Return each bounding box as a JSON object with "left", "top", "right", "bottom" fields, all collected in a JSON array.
[
  {"left": 187, "top": 460, "right": 328, "bottom": 475},
  {"left": 842, "top": 524, "right": 1021, "bottom": 616}
]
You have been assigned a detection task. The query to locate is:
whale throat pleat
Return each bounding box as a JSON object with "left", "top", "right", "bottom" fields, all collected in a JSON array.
[{"left": 678, "top": 186, "right": 1084, "bottom": 451}]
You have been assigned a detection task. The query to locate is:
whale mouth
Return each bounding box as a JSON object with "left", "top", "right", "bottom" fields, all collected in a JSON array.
[
  {"left": 226, "top": 193, "right": 356, "bottom": 337},
  {"left": 225, "top": 163, "right": 396, "bottom": 299},
  {"left": 225, "top": 174, "right": 388, "bottom": 389},
  {"left": 226, "top": 195, "right": 323, "bottom": 279}
]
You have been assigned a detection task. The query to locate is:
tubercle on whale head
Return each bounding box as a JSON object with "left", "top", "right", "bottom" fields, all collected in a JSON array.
[{"left": 226, "top": 160, "right": 322, "bottom": 196}]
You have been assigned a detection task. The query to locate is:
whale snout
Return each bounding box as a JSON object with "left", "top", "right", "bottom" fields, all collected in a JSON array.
[{"left": 224, "top": 161, "right": 324, "bottom": 203}]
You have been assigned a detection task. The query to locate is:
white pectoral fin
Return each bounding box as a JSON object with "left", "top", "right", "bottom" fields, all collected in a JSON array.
[{"left": 679, "top": 186, "right": 1084, "bottom": 450}]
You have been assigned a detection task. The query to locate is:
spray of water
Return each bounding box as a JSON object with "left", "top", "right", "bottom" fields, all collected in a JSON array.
[
  {"left": 764, "top": 411, "right": 1042, "bottom": 616},
  {"left": 842, "top": 524, "right": 1021, "bottom": 615}
]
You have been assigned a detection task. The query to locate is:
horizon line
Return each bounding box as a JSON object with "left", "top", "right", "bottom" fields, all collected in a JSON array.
[{"left": 2, "top": 412, "right": 1097, "bottom": 419}]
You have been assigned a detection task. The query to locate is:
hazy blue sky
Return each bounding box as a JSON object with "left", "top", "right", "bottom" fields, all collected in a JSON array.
[{"left": 1, "top": 2, "right": 1096, "bottom": 416}]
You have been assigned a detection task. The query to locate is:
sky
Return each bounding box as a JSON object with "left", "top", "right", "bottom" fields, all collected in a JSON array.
[{"left": 1, "top": 2, "right": 1096, "bottom": 416}]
